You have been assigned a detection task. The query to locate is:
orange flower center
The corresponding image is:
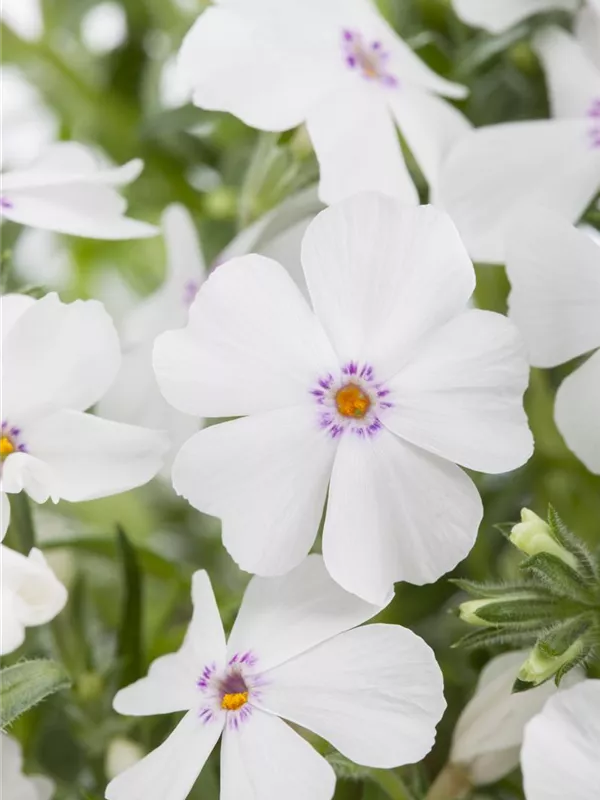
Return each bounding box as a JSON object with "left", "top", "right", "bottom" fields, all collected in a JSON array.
[
  {"left": 221, "top": 691, "right": 249, "bottom": 711},
  {"left": 0, "top": 436, "right": 15, "bottom": 460},
  {"left": 335, "top": 384, "right": 371, "bottom": 418}
]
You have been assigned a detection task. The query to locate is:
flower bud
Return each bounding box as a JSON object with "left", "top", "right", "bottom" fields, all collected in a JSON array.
[
  {"left": 105, "top": 737, "right": 145, "bottom": 780},
  {"left": 515, "top": 638, "right": 586, "bottom": 689},
  {"left": 458, "top": 599, "right": 497, "bottom": 626},
  {"left": 510, "top": 509, "right": 578, "bottom": 569}
]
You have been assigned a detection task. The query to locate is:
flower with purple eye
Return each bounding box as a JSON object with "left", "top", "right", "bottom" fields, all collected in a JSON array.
[
  {"left": 341, "top": 29, "right": 398, "bottom": 87},
  {"left": 108, "top": 556, "right": 446, "bottom": 800},
  {"left": 0, "top": 421, "right": 28, "bottom": 463}
]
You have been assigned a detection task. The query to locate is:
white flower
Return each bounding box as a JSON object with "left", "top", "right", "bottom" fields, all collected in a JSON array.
[
  {"left": 1, "top": 142, "right": 158, "bottom": 240},
  {"left": 0, "top": 293, "right": 169, "bottom": 539},
  {"left": 1, "top": 734, "right": 54, "bottom": 800},
  {"left": 451, "top": 0, "right": 579, "bottom": 34},
  {"left": 521, "top": 679, "right": 600, "bottom": 799},
  {"left": 107, "top": 555, "right": 446, "bottom": 800},
  {"left": 154, "top": 193, "right": 533, "bottom": 603},
  {"left": 178, "top": 0, "right": 470, "bottom": 205},
  {"left": 576, "top": 1, "right": 600, "bottom": 69},
  {"left": 98, "top": 205, "right": 205, "bottom": 472},
  {"left": 0, "top": 0, "right": 43, "bottom": 41},
  {"left": 450, "top": 651, "right": 581, "bottom": 786},
  {"left": 506, "top": 208, "right": 600, "bottom": 473},
  {"left": 437, "top": 25, "right": 600, "bottom": 264}
]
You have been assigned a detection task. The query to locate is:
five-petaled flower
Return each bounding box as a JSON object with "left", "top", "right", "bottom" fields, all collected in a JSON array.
[
  {"left": 437, "top": 25, "right": 600, "bottom": 264},
  {"left": 507, "top": 208, "right": 600, "bottom": 474},
  {"left": 178, "top": 0, "right": 470, "bottom": 205},
  {"left": 154, "top": 193, "right": 533, "bottom": 604},
  {"left": 106, "top": 555, "right": 446, "bottom": 800},
  {"left": 0, "top": 293, "right": 169, "bottom": 538}
]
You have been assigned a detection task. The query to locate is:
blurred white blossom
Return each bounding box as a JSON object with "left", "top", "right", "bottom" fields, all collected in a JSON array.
[
  {"left": 0, "top": 0, "right": 43, "bottom": 41},
  {"left": 80, "top": 2, "right": 128, "bottom": 55},
  {"left": 0, "top": 734, "right": 55, "bottom": 799},
  {"left": 107, "top": 555, "right": 445, "bottom": 800},
  {"left": 1, "top": 68, "right": 58, "bottom": 171},
  {"left": 452, "top": 0, "right": 579, "bottom": 33},
  {"left": 106, "top": 738, "right": 145, "bottom": 780}
]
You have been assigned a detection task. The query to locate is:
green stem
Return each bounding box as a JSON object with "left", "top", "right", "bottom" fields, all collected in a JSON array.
[
  {"left": 370, "top": 769, "right": 416, "bottom": 800},
  {"left": 10, "top": 492, "right": 36, "bottom": 553}
]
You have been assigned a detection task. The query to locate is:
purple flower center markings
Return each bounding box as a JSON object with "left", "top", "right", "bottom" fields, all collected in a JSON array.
[
  {"left": 182, "top": 279, "right": 200, "bottom": 307},
  {"left": 1, "top": 421, "right": 27, "bottom": 464},
  {"left": 588, "top": 98, "right": 600, "bottom": 149},
  {"left": 0, "top": 197, "right": 14, "bottom": 211},
  {"left": 342, "top": 29, "right": 398, "bottom": 87},
  {"left": 196, "top": 651, "right": 264, "bottom": 730},
  {"left": 311, "top": 362, "right": 393, "bottom": 439}
]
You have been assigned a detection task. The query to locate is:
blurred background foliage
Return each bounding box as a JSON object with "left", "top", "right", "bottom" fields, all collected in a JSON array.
[{"left": 1, "top": 1, "right": 599, "bottom": 799}]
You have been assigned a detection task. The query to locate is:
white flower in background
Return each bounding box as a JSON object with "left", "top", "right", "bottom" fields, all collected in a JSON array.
[
  {"left": 107, "top": 555, "right": 446, "bottom": 800},
  {"left": 106, "top": 738, "right": 145, "bottom": 781},
  {"left": 178, "top": 0, "right": 470, "bottom": 205},
  {"left": 0, "top": 293, "right": 168, "bottom": 539},
  {"left": 1, "top": 734, "right": 54, "bottom": 800},
  {"left": 154, "top": 194, "right": 533, "bottom": 604},
  {"left": 0, "top": 0, "right": 43, "bottom": 41},
  {"left": 522, "top": 679, "right": 600, "bottom": 799},
  {"left": 0, "top": 142, "right": 158, "bottom": 240},
  {"left": 452, "top": 0, "right": 579, "bottom": 33},
  {"left": 449, "top": 651, "right": 581, "bottom": 787},
  {"left": 437, "top": 26, "right": 600, "bottom": 264},
  {"left": 11, "top": 228, "right": 74, "bottom": 293},
  {"left": 506, "top": 209, "right": 600, "bottom": 473},
  {"left": 576, "top": 1, "right": 600, "bottom": 69},
  {"left": 80, "top": 2, "right": 128, "bottom": 54},
  {"left": 98, "top": 205, "right": 205, "bottom": 471},
  {"left": 1, "top": 67, "right": 58, "bottom": 171}
]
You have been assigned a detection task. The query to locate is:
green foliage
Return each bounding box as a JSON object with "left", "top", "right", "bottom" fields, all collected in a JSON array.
[{"left": 1, "top": 660, "right": 71, "bottom": 729}]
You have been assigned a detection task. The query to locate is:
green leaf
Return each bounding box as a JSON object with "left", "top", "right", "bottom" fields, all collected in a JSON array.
[
  {"left": 450, "top": 578, "right": 543, "bottom": 598},
  {"left": 116, "top": 527, "right": 144, "bottom": 688},
  {"left": 452, "top": 625, "right": 540, "bottom": 650},
  {"left": 1, "top": 660, "right": 71, "bottom": 728},
  {"left": 473, "top": 596, "right": 562, "bottom": 625},
  {"left": 521, "top": 552, "right": 596, "bottom": 603}
]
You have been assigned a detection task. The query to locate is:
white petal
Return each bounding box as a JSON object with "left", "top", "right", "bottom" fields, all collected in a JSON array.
[
  {"left": 0, "top": 294, "right": 36, "bottom": 342},
  {"left": 452, "top": 0, "right": 578, "bottom": 33},
  {"left": 384, "top": 309, "right": 533, "bottom": 474},
  {"left": 323, "top": 430, "right": 482, "bottom": 603},
  {"left": 220, "top": 709, "right": 335, "bottom": 800},
  {"left": 259, "top": 623, "right": 445, "bottom": 768},
  {"left": 115, "top": 570, "right": 226, "bottom": 716},
  {"left": 534, "top": 26, "right": 600, "bottom": 119},
  {"left": 227, "top": 554, "right": 385, "bottom": 672},
  {"left": 437, "top": 119, "right": 600, "bottom": 264},
  {"left": 1, "top": 493, "right": 10, "bottom": 541},
  {"left": 2, "top": 293, "right": 120, "bottom": 421},
  {"left": 302, "top": 196, "right": 474, "bottom": 377},
  {"left": 30, "top": 776, "right": 55, "bottom": 800},
  {"left": 555, "top": 351, "right": 600, "bottom": 473},
  {"left": 105, "top": 710, "right": 224, "bottom": 800},
  {"left": 522, "top": 680, "right": 600, "bottom": 800},
  {"left": 306, "top": 85, "right": 419, "bottom": 205},
  {"left": 576, "top": 5, "right": 600, "bottom": 71},
  {"left": 25, "top": 410, "right": 168, "bottom": 501},
  {"left": 507, "top": 209, "right": 600, "bottom": 367},
  {"left": 153, "top": 255, "right": 336, "bottom": 418},
  {"left": 390, "top": 88, "right": 472, "bottom": 190},
  {"left": 0, "top": 590, "right": 26, "bottom": 655},
  {"left": 172, "top": 407, "right": 336, "bottom": 576},
  {"left": 179, "top": 7, "right": 338, "bottom": 131},
  {"left": 2, "top": 454, "right": 54, "bottom": 504}
]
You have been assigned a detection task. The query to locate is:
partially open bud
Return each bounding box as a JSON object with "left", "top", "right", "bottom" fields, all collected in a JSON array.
[
  {"left": 510, "top": 509, "right": 578, "bottom": 569},
  {"left": 515, "top": 638, "right": 586, "bottom": 690},
  {"left": 458, "top": 599, "right": 498, "bottom": 626}
]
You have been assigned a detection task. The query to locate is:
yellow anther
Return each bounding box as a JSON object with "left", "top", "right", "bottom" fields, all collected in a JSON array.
[
  {"left": 335, "top": 384, "right": 371, "bottom": 418},
  {"left": 0, "top": 436, "right": 15, "bottom": 459},
  {"left": 221, "top": 691, "right": 249, "bottom": 711}
]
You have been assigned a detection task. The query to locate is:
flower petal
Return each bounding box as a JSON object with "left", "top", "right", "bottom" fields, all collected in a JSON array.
[
  {"left": 259, "top": 623, "right": 445, "bottom": 768},
  {"left": 172, "top": 407, "right": 336, "bottom": 576},
  {"left": 220, "top": 709, "right": 335, "bottom": 800},
  {"left": 2, "top": 454, "right": 54, "bottom": 504},
  {"left": 0, "top": 591, "right": 26, "bottom": 656},
  {"left": 105, "top": 710, "right": 224, "bottom": 800},
  {"left": 384, "top": 309, "right": 533, "bottom": 474},
  {"left": 302, "top": 196, "right": 474, "bottom": 377},
  {"left": 153, "top": 255, "right": 336, "bottom": 418},
  {"left": 555, "top": 351, "right": 600, "bottom": 473},
  {"left": 2, "top": 293, "right": 120, "bottom": 421},
  {"left": 227, "top": 554, "right": 385, "bottom": 672},
  {"left": 0, "top": 293, "right": 36, "bottom": 342},
  {"left": 1, "top": 493, "right": 10, "bottom": 541},
  {"left": 534, "top": 26, "right": 600, "bottom": 120},
  {"left": 306, "top": 85, "right": 419, "bottom": 205},
  {"left": 437, "top": 119, "right": 600, "bottom": 264},
  {"left": 452, "top": 0, "right": 578, "bottom": 34},
  {"left": 522, "top": 680, "right": 600, "bottom": 800},
  {"left": 179, "top": 7, "right": 338, "bottom": 131},
  {"left": 323, "top": 430, "right": 481, "bottom": 603},
  {"left": 576, "top": 4, "right": 600, "bottom": 70},
  {"left": 25, "top": 410, "right": 168, "bottom": 501},
  {"left": 507, "top": 209, "right": 600, "bottom": 367},
  {"left": 114, "top": 571, "right": 226, "bottom": 716}
]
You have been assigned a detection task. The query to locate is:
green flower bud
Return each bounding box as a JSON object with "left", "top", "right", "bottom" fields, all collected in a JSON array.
[
  {"left": 510, "top": 509, "right": 578, "bottom": 569},
  {"left": 458, "top": 599, "right": 500, "bottom": 627},
  {"left": 515, "top": 638, "right": 585, "bottom": 689}
]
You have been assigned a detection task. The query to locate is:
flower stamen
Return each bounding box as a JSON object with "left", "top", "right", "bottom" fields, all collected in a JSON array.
[
  {"left": 221, "top": 691, "right": 249, "bottom": 711},
  {"left": 0, "top": 436, "right": 15, "bottom": 460},
  {"left": 336, "top": 383, "right": 371, "bottom": 418}
]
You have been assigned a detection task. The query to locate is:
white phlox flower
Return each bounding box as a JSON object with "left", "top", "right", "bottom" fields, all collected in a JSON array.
[
  {"left": 0, "top": 293, "right": 169, "bottom": 539},
  {"left": 1, "top": 734, "right": 55, "bottom": 800},
  {"left": 506, "top": 208, "right": 600, "bottom": 473},
  {"left": 178, "top": 0, "right": 471, "bottom": 205},
  {"left": 449, "top": 651, "right": 582, "bottom": 787},
  {"left": 98, "top": 205, "right": 206, "bottom": 472},
  {"left": 452, "top": 0, "right": 580, "bottom": 34},
  {"left": 154, "top": 193, "right": 533, "bottom": 604},
  {"left": 0, "top": 142, "right": 158, "bottom": 240},
  {"left": 521, "top": 679, "right": 600, "bottom": 799},
  {"left": 436, "top": 25, "right": 600, "bottom": 264},
  {"left": 106, "top": 555, "right": 446, "bottom": 800}
]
